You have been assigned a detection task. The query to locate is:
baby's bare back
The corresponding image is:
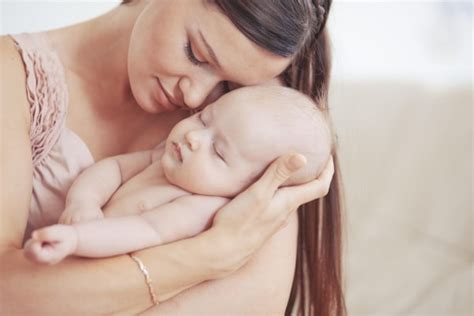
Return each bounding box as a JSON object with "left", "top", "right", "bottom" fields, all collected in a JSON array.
[{"left": 102, "top": 160, "right": 189, "bottom": 217}]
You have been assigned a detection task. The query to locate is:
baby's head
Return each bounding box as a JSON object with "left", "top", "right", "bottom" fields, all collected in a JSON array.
[{"left": 161, "top": 86, "right": 332, "bottom": 197}]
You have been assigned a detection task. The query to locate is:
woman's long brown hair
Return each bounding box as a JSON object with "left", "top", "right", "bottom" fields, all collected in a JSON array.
[
  {"left": 122, "top": 1, "right": 346, "bottom": 315},
  {"left": 283, "top": 25, "right": 346, "bottom": 316},
  {"left": 214, "top": 1, "right": 346, "bottom": 315}
]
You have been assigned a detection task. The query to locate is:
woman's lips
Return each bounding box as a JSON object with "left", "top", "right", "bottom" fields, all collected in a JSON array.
[
  {"left": 155, "top": 78, "right": 181, "bottom": 111},
  {"left": 173, "top": 142, "right": 183, "bottom": 162}
]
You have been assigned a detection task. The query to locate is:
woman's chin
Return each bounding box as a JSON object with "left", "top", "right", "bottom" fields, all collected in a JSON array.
[
  {"left": 130, "top": 84, "right": 163, "bottom": 114},
  {"left": 140, "top": 97, "right": 165, "bottom": 114}
]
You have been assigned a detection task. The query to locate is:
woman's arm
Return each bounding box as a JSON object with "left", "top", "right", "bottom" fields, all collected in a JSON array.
[
  {"left": 139, "top": 155, "right": 334, "bottom": 315},
  {"left": 143, "top": 211, "right": 299, "bottom": 315}
]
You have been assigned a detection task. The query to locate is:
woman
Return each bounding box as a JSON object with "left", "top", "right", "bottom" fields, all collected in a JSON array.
[{"left": 0, "top": 0, "right": 344, "bottom": 315}]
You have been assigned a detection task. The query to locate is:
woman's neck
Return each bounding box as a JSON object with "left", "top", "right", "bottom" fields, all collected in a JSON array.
[{"left": 47, "top": 2, "right": 146, "bottom": 111}]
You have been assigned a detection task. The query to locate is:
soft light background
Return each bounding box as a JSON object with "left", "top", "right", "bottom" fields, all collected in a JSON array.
[
  {"left": 1, "top": 1, "right": 472, "bottom": 315},
  {"left": 327, "top": 2, "right": 472, "bottom": 316}
]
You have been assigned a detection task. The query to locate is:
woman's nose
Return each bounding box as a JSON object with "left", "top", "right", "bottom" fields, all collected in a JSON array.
[
  {"left": 179, "top": 75, "right": 221, "bottom": 109},
  {"left": 185, "top": 130, "right": 200, "bottom": 151}
]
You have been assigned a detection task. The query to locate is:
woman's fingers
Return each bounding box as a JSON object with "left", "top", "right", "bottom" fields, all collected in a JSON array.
[
  {"left": 280, "top": 156, "right": 334, "bottom": 208},
  {"left": 255, "top": 153, "right": 307, "bottom": 195}
]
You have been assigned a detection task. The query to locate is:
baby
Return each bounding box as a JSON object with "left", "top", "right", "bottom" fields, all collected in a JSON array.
[{"left": 24, "top": 86, "right": 332, "bottom": 264}]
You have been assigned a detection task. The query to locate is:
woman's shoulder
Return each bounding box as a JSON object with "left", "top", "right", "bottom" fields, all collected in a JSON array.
[{"left": 0, "top": 35, "right": 30, "bottom": 128}]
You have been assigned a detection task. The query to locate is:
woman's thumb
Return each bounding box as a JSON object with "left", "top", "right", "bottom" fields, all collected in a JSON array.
[{"left": 264, "top": 153, "right": 306, "bottom": 192}]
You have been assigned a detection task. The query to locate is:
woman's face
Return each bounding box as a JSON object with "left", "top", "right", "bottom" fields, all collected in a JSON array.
[{"left": 128, "top": 0, "right": 290, "bottom": 113}]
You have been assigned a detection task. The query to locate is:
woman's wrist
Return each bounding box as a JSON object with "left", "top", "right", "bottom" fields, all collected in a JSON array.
[
  {"left": 174, "top": 227, "right": 244, "bottom": 279},
  {"left": 197, "top": 228, "right": 245, "bottom": 278},
  {"left": 132, "top": 228, "right": 238, "bottom": 303}
]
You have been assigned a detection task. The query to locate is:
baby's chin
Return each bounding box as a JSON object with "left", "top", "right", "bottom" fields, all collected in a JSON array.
[{"left": 160, "top": 153, "right": 182, "bottom": 186}]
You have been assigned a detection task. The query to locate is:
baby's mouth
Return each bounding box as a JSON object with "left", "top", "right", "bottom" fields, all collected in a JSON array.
[{"left": 173, "top": 142, "right": 183, "bottom": 162}]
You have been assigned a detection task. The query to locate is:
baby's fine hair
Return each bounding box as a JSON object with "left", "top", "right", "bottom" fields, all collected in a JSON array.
[{"left": 235, "top": 86, "right": 333, "bottom": 186}]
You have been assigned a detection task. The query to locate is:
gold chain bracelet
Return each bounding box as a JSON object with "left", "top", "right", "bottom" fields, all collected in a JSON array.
[{"left": 129, "top": 254, "right": 159, "bottom": 306}]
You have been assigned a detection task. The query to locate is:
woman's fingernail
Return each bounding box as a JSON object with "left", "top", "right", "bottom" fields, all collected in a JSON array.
[{"left": 288, "top": 154, "right": 306, "bottom": 171}]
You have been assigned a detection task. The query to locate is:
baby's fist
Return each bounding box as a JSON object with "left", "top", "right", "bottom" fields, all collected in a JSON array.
[{"left": 23, "top": 225, "right": 78, "bottom": 264}]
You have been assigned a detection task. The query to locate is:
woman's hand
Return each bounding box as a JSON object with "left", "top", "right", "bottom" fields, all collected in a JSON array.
[{"left": 209, "top": 153, "right": 334, "bottom": 276}]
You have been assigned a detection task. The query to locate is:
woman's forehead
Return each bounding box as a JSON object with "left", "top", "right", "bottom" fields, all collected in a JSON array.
[{"left": 195, "top": 3, "right": 290, "bottom": 85}]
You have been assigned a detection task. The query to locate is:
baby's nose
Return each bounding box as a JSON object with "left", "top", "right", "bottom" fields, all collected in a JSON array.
[{"left": 185, "top": 130, "right": 200, "bottom": 151}]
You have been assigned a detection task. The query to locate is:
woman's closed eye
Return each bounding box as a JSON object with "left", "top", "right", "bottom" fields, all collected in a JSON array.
[{"left": 185, "top": 40, "right": 206, "bottom": 66}]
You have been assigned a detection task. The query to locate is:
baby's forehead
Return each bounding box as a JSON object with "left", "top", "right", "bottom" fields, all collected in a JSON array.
[{"left": 224, "top": 87, "right": 317, "bottom": 124}]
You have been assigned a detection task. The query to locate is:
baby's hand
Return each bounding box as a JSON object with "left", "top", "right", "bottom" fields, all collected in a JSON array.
[
  {"left": 59, "top": 204, "right": 104, "bottom": 224},
  {"left": 23, "top": 225, "right": 78, "bottom": 264}
]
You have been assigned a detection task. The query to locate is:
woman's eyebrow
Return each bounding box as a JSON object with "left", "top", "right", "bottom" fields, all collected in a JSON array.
[{"left": 198, "top": 30, "right": 221, "bottom": 69}]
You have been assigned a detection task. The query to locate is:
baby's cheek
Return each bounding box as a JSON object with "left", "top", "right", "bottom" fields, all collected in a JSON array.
[
  {"left": 181, "top": 166, "right": 220, "bottom": 195},
  {"left": 171, "top": 165, "right": 206, "bottom": 193}
]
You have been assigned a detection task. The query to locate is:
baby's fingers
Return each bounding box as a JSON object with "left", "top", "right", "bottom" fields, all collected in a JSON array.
[
  {"left": 32, "top": 225, "right": 69, "bottom": 243},
  {"left": 23, "top": 238, "right": 42, "bottom": 261},
  {"left": 24, "top": 238, "right": 56, "bottom": 264}
]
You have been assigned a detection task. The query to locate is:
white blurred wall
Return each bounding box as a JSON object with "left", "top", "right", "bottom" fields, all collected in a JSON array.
[
  {"left": 328, "top": 1, "right": 472, "bottom": 88},
  {"left": 1, "top": 0, "right": 472, "bottom": 88},
  {"left": 0, "top": 1, "right": 120, "bottom": 35}
]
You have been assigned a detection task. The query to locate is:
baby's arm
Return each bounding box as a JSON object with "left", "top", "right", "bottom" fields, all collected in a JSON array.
[
  {"left": 25, "top": 195, "right": 229, "bottom": 264},
  {"left": 59, "top": 150, "right": 155, "bottom": 224}
]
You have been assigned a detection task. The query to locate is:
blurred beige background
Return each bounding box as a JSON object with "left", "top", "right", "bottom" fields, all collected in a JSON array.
[
  {"left": 327, "top": 2, "right": 472, "bottom": 315},
  {"left": 1, "top": 1, "right": 472, "bottom": 315},
  {"left": 331, "top": 81, "right": 471, "bottom": 316}
]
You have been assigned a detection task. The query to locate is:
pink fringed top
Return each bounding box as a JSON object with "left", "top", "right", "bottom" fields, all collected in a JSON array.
[{"left": 10, "top": 33, "right": 95, "bottom": 242}]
